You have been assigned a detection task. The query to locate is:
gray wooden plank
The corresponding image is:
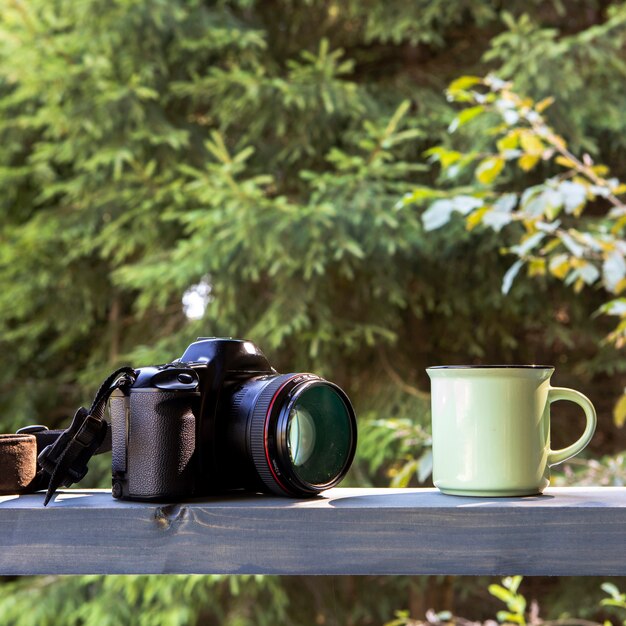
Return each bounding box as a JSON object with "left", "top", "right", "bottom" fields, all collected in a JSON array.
[{"left": 0, "top": 487, "right": 624, "bottom": 575}]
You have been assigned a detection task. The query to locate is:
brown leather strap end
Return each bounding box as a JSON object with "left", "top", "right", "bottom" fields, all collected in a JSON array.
[{"left": 0, "top": 434, "right": 37, "bottom": 495}]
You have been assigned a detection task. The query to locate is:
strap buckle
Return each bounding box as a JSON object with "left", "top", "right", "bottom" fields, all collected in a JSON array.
[{"left": 38, "top": 408, "right": 108, "bottom": 505}]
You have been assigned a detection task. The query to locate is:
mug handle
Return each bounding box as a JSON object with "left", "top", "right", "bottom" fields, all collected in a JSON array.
[{"left": 547, "top": 387, "right": 597, "bottom": 466}]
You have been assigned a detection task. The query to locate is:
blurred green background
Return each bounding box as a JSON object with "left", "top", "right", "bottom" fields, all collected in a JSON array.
[{"left": 2, "top": 0, "right": 626, "bottom": 624}]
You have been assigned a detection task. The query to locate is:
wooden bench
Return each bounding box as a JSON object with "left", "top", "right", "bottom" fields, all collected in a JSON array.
[{"left": 1, "top": 487, "right": 623, "bottom": 576}]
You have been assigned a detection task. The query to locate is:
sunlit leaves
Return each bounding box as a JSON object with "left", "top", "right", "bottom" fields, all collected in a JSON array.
[
  {"left": 422, "top": 195, "right": 483, "bottom": 231},
  {"left": 476, "top": 156, "right": 505, "bottom": 184},
  {"left": 518, "top": 154, "right": 540, "bottom": 171},
  {"left": 603, "top": 250, "right": 626, "bottom": 292},
  {"left": 601, "top": 581, "right": 626, "bottom": 608},
  {"left": 549, "top": 254, "right": 570, "bottom": 279},
  {"left": 559, "top": 181, "right": 587, "bottom": 214},
  {"left": 501, "top": 259, "right": 523, "bottom": 294},
  {"left": 448, "top": 105, "right": 484, "bottom": 133},
  {"left": 410, "top": 73, "right": 626, "bottom": 360},
  {"left": 518, "top": 130, "right": 544, "bottom": 155},
  {"left": 489, "top": 576, "right": 527, "bottom": 626},
  {"left": 613, "top": 394, "right": 626, "bottom": 427},
  {"left": 446, "top": 74, "right": 482, "bottom": 96}
]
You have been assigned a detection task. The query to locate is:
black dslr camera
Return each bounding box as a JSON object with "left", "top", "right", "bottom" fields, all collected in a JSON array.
[{"left": 109, "top": 338, "right": 357, "bottom": 500}]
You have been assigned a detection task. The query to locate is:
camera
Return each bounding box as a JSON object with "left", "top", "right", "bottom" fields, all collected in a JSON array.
[{"left": 109, "top": 337, "right": 357, "bottom": 500}]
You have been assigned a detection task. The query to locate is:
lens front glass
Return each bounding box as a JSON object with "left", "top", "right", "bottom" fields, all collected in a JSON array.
[
  {"left": 287, "top": 405, "right": 316, "bottom": 466},
  {"left": 285, "top": 384, "right": 353, "bottom": 485}
]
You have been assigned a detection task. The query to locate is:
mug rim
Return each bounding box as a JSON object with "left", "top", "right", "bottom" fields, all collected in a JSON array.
[{"left": 426, "top": 364, "right": 554, "bottom": 370}]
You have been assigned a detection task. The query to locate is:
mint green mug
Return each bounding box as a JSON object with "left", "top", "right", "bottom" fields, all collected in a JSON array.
[{"left": 426, "top": 366, "right": 597, "bottom": 497}]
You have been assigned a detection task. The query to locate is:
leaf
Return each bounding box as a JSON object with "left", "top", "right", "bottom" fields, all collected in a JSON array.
[
  {"left": 423, "top": 195, "right": 484, "bottom": 230},
  {"left": 535, "top": 96, "right": 555, "bottom": 112},
  {"left": 489, "top": 585, "right": 514, "bottom": 604},
  {"left": 518, "top": 154, "right": 540, "bottom": 171},
  {"left": 602, "top": 394, "right": 626, "bottom": 432},
  {"left": 559, "top": 181, "right": 587, "bottom": 214},
  {"left": 483, "top": 210, "right": 512, "bottom": 231},
  {"left": 466, "top": 205, "right": 490, "bottom": 230},
  {"left": 598, "top": 298, "right": 626, "bottom": 316},
  {"left": 399, "top": 187, "right": 441, "bottom": 206},
  {"left": 502, "top": 259, "right": 524, "bottom": 294},
  {"left": 501, "top": 108, "right": 519, "bottom": 125},
  {"left": 448, "top": 105, "right": 484, "bottom": 132},
  {"left": 424, "top": 147, "right": 462, "bottom": 168},
  {"left": 448, "top": 75, "right": 482, "bottom": 93},
  {"left": 497, "top": 132, "right": 519, "bottom": 152},
  {"left": 549, "top": 254, "right": 570, "bottom": 279},
  {"left": 522, "top": 188, "right": 562, "bottom": 218},
  {"left": 578, "top": 262, "right": 600, "bottom": 285},
  {"left": 542, "top": 238, "right": 563, "bottom": 254},
  {"left": 503, "top": 576, "right": 523, "bottom": 594},
  {"left": 476, "top": 156, "right": 505, "bottom": 185},
  {"left": 494, "top": 193, "right": 517, "bottom": 213},
  {"left": 521, "top": 185, "right": 542, "bottom": 208},
  {"left": 513, "top": 232, "right": 546, "bottom": 256},
  {"left": 593, "top": 164, "right": 610, "bottom": 176},
  {"left": 519, "top": 131, "right": 544, "bottom": 155},
  {"left": 528, "top": 258, "right": 546, "bottom": 277},
  {"left": 482, "top": 194, "right": 517, "bottom": 230},
  {"left": 555, "top": 155, "right": 577, "bottom": 169},
  {"left": 233, "top": 146, "right": 255, "bottom": 164},
  {"left": 560, "top": 232, "right": 585, "bottom": 257},
  {"left": 390, "top": 459, "right": 419, "bottom": 488},
  {"left": 451, "top": 195, "right": 483, "bottom": 215},
  {"left": 344, "top": 240, "right": 365, "bottom": 259},
  {"left": 497, "top": 612, "right": 525, "bottom": 625},
  {"left": 613, "top": 395, "right": 626, "bottom": 427},
  {"left": 417, "top": 449, "right": 433, "bottom": 482},
  {"left": 603, "top": 250, "right": 626, "bottom": 292},
  {"left": 385, "top": 99, "right": 411, "bottom": 136},
  {"left": 422, "top": 199, "right": 454, "bottom": 231}
]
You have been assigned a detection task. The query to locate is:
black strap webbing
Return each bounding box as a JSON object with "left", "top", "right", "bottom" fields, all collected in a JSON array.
[{"left": 35, "top": 367, "right": 136, "bottom": 505}]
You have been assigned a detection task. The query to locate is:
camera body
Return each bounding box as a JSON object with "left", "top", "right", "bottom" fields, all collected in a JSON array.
[{"left": 109, "top": 338, "right": 357, "bottom": 500}]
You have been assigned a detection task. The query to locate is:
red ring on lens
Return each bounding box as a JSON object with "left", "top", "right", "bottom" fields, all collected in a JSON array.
[{"left": 262, "top": 375, "right": 299, "bottom": 494}]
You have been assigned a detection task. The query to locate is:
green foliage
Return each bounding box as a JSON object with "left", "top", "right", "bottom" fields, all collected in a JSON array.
[
  {"left": 0, "top": 575, "right": 288, "bottom": 626},
  {"left": 484, "top": 6, "right": 626, "bottom": 154},
  {"left": 418, "top": 75, "right": 626, "bottom": 310},
  {"left": 489, "top": 576, "right": 526, "bottom": 625},
  {"left": 409, "top": 73, "right": 626, "bottom": 420},
  {"left": 386, "top": 577, "right": 626, "bottom": 626},
  {"left": 554, "top": 452, "right": 626, "bottom": 486},
  {"left": 359, "top": 416, "right": 432, "bottom": 487},
  {"left": 601, "top": 582, "right": 626, "bottom": 620}
]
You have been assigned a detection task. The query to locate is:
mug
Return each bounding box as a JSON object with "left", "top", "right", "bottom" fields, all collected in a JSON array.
[{"left": 426, "top": 365, "right": 596, "bottom": 497}]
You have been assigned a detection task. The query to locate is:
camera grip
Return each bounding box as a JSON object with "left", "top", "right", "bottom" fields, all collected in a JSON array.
[{"left": 111, "top": 390, "right": 199, "bottom": 500}]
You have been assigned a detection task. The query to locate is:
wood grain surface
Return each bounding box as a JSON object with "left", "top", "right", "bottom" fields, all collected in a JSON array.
[{"left": 0, "top": 487, "right": 624, "bottom": 575}]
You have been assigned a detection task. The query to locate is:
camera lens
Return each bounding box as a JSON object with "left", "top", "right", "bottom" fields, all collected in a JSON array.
[
  {"left": 229, "top": 373, "right": 357, "bottom": 497},
  {"left": 282, "top": 384, "right": 353, "bottom": 486}
]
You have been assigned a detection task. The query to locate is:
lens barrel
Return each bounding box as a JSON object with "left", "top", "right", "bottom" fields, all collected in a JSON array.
[{"left": 230, "top": 373, "right": 357, "bottom": 497}]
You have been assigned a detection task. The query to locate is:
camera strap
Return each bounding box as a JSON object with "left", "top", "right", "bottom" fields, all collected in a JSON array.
[{"left": 0, "top": 367, "right": 136, "bottom": 505}]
